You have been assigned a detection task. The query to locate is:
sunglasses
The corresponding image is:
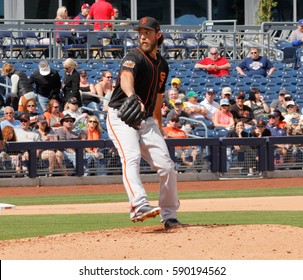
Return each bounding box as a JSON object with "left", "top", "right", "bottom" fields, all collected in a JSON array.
[
  {"left": 20, "top": 119, "right": 29, "bottom": 123},
  {"left": 287, "top": 105, "right": 294, "bottom": 108},
  {"left": 27, "top": 104, "right": 36, "bottom": 107},
  {"left": 284, "top": 98, "right": 292, "bottom": 101},
  {"left": 64, "top": 120, "right": 74, "bottom": 123},
  {"left": 105, "top": 76, "right": 113, "bottom": 79},
  {"left": 250, "top": 51, "right": 258, "bottom": 54},
  {"left": 88, "top": 120, "right": 98, "bottom": 123},
  {"left": 53, "top": 106, "right": 60, "bottom": 109},
  {"left": 5, "top": 112, "right": 13, "bottom": 115},
  {"left": 170, "top": 119, "right": 179, "bottom": 123},
  {"left": 210, "top": 52, "right": 218, "bottom": 55}
]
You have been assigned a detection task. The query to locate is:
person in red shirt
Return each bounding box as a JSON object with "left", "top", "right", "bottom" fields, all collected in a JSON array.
[
  {"left": 194, "top": 47, "right": 231, "bottom": 77},
  {"left": 86, "top": 0, "right": 115, "bottom": 31}
]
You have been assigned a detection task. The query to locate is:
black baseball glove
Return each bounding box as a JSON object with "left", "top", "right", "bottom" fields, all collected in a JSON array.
[{"left": 117, "top": 94, "right": 145, "bottom": 130}]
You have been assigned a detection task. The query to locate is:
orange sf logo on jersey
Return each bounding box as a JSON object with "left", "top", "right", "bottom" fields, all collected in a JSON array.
[{"left": 159, "top": 71, "right": 166, "bottom": 89}]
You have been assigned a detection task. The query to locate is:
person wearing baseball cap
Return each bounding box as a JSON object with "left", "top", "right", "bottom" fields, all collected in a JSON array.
[
  {"left": 251, "top": 118, "right": 271, "bottom": 137},
  {"left": 107, "top": 16, "right": 181, "bottom": 229},
  {"left": 169, "top": 77, "right": 186, "bottom": 100},
  {"left": 212, "top": 98, "right": 235, "bottom": 129},
  {"left": 201, "top": 88, "right": 220, "bottom": 120},
  {"left": 29, "top": 61, "right": 61, "bottom": 112},
  {"left": 221, "top": 87, "right": 235, "bottom": 105},
  {"left": 270, "top": 89, "right": 289, "bottom": 115},
  {"left": 290, "top": 19, "right": 303, "bottom": 47},
  {"left": 230, "top": 91, "right": 256, "bottom": 128}
]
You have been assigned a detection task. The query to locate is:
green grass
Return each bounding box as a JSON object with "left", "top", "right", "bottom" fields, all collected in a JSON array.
[
  {"left": 1, "top": 211, "right": 303, "bottom": 240},
  {"left": 1, "top": 186, "right": 303, "bottom": 240},
  {"left": 2, "top": 187, "right": 303, "bottom": 206}
]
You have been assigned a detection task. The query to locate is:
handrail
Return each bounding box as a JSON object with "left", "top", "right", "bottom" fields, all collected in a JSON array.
[{"left": 179, "top": 116, "right": 209, "bottom": 138}]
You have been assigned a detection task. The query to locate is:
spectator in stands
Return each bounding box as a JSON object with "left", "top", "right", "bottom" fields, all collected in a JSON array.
[
  {"left": 194, "top": 47, "right": 231, "bottom": 77},
  {"left": 266, "top": 110, "right": 286, "bottom": 136},
  {"left": 14, "top": 113, "right": 40, "bottom": 175},
  {"left": 82, "top": 115, "right": 106, "bottom": 175},
  {"left": 163, "top": 114, "right": 200, "bottom": 171},
  {"left": 74, "top": 3, "right": 90, "bottom": 23},
  {"left": 56, "top": 114, "right": 82, "bottom": 169},
  {"left": 29, "top": 61, "right": 62, "bottom": 112},
  {"left": 290, "top": 19, "right": 303, "bottom": 47},
  {"left": 212, "top": 98, "right": 235, "bottom": 129},
  {"left": 72, "top": 3, "right": 90, "bottom": 44},
  {"left": 184, "top": 91, "right": 207, "bottom": 119},
  {"left": 95, "top": 71, "right": 115, "bottom": 97},
  {"left": 250, "top": 119, "right": 271, "bottom": 137},
  {"left": 44, "top": 98, "right": 65, "bottom": 130},
  {"left": 62, "top": 58, "right": 82, "bottom": 107},
  {"left": 55, "top": 6, "right": 69, "bottom": 43},
  {"left": 79, "top": 70, "right": 99, "bottom": 110},
  {"left": 266, "top": 110, "right": 287, "bottom": 163},
  {"left": 1, "top": 63, "right": 35, "bottom": 112},
  {"left": 170, "top": 78, "right": 186, "bottom": 100},
  {"left": 163, "top": 114, "right": 187, "bottom": 138},
  {"left": 221, "top": 87, "right": 235, "bottom": 105},
  {"left": 86, "top": 0, "right": 115, "bottom": 31},
  {"left": 230, "top": 91, "right": 256, "bottom": 128},
  {"left": 284, "top": 101, "right": 303, "bottom": 134},
  {"left": 1, "top": 126, "right": 20, "bottom": 173},
  {"left": 113, "top": 6, "right": 129, "bottom": 26},
  {"left": 226, "top": 121, "right": 256, "bottom": 176},
  {"left": 35, "top": 115, "right": 66, "bottom": 176},
  {"left": 236, "top": 47, "right": 275, "bottom": 77},
  {"left": 0, "top": 106, "right": 21, "bottom": 130},
  {"left": 63, "top": 97, "right": 88, "bottom": 131},
  {"left": 269, "top": 89, "right": 288, "bottom": 115},
  {"left": 244, "top": 87, "right": 270, "bottom": 119},
  {"left": 162, "top": 87, "right": 183, "bottom": 117},
  {"left": 166, "top": 99, "right": 191, "bottom": 128},
  {"left": 95, "top": 71, "right": 115, "bottom": 111},
  {"left": 200, "top": 88, "right": 219, "bottom": 120},
  {"left": 25, "top": 100, "right": 39, "bottom": 129}
]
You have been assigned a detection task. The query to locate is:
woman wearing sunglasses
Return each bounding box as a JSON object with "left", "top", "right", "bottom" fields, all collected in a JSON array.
[
  {"left": 82, "top": 116, "right": 106, "bottom": 175},
  {"left": 44, "top": 98, "right": 65, "bottom": 130}
]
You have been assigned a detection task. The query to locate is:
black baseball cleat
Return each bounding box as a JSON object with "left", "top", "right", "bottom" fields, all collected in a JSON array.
[
  {"left": 131, "top": 205, "right": 161, "bottom": 223},
  {"left": 164, "top": 218, "right": 182, "bottom": 229}
]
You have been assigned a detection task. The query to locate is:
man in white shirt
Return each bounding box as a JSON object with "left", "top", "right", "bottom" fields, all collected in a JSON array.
[{"left": 200, "top": 88, "right": 219, "bottom": 120}]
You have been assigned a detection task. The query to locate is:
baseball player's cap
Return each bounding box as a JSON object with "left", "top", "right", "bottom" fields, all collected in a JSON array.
[
  {"left": 279, "top": 89, "right": 288, "bottom": 95},
  {"left": 186, "top": 91, "right": 198, "bottom": 99},
  {"left": 67, "top": 97, "right": 78, "bottom": 104},
  {"left": 286, "top": 100, "right": 295, "bottom": 107},
  {"left": 222, "top": 87, "right": 232, "bottom": 95},
  {"left": 256, "top": 119, "right": 267, "bottom": 127},
  {"left": 171, "top": 78, "right": 181, "bottom": 85},
  {"left": 134, "top": 17, "right": 160, "bottom": 32},
  {"left": 298, "top": 19, "right": 303, "bottom": 26},
  {"left": 81, "top": 3, "right": 90, "bottom": 10},
  {"left": 37, "top": 115, "right": 47, "bottom": 123},
  {"left": 174, "top": 99, "right": 182, "bottom": 105},
  {"left": 236, "top": 91, "right": 246, "bottom": 99}
]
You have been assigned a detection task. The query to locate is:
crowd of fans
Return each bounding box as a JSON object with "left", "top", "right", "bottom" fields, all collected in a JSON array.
[{"left": 1, "top": 13, "right": 303, "bottom": 177}]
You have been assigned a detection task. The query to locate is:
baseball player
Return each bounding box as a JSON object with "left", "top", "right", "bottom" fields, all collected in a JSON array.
[{"left": 106, "top": 16, "right": 181, "bottom": 229}]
